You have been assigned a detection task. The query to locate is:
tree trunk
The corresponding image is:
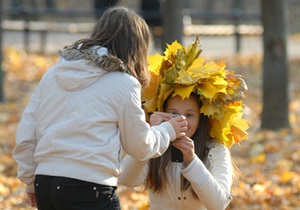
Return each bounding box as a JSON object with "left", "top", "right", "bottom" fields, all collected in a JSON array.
[
  {"left": 0, "top": 0, "right": 5, "bottom": 102},
  {"left": 160, "top": 0, "right": 184, "bottom": 50},
  {"left": 261, "top": 0, "right": 289, "bottom": 129}
]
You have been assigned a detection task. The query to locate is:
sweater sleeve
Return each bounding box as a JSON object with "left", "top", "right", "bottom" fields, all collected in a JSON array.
[
  {"left": 181, "top": 144, "right": 233, "bottom": 210},
  {"left": 118, "top": 155, "right": 149, "bottom": 187},
  {"left": 118, "top": 81, "right": 176, "bottom": 161},
  {"left": 12, "top": 77, "right": 45, "bottom": 193}
]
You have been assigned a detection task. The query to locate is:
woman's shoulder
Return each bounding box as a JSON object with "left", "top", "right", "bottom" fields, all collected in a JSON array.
[
  {"left": 105, "top": 71, "right": 140, "bottom": 85},
  {"left": 99, "top": 71, "right": 141, "bottom": 94}
]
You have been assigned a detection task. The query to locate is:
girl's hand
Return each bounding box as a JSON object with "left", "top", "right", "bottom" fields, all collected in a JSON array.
[
  {"left": 150, "top": 112, "right": 188, "bottom": 139},
  {"left": 27, "top": 192, "right": 37, "bottom": 208},
  {"left": 168, "top": 115, "right": 188, "bottom": 139},
  {"left": 172, "top": 136, "right": 195, "bottom": 166}
]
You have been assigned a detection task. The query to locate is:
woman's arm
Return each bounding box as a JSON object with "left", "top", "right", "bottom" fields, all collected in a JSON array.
[
  {"left": 12, "top": 77, "right": 45, "bottom": 193},
  {"left": 118, "top": 155, "right": 149, "bottom": 187},
  {"left": 118, "top": 82, "right": 186, "bottom": 161},
  {"left": 182, "top": 144, "right": 233, "bottom": 210}
]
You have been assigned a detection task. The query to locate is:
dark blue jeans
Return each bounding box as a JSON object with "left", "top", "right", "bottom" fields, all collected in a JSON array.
[{"left": 34, "top": 175, "right": 121, "bottom": 210}]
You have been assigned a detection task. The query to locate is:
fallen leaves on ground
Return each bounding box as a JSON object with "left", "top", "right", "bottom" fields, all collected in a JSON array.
[{"left": 0, "top": 47, "right": 299, "bottom": 209}]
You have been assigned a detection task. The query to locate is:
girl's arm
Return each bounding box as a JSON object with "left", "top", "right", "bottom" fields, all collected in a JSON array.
[
  {"left": 118, "top": 155, "right": 149, "bottom": 187},
  {"left": 182, "top": 144, "right": 233, "bottom": 210}
]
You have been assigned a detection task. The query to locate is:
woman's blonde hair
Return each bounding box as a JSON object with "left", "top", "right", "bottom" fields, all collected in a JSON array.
[{"left": 70, "top": 6, "right": 152, "bottom": 87}]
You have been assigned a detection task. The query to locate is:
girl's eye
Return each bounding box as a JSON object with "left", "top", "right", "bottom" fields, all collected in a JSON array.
[{"left": 186, "top": 114, "right": 194, "bottom": 117}]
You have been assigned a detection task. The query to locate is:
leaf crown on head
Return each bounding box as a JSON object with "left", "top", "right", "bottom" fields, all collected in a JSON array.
[{"left": 142, "top": 37, "right": 249, "bottom": 147}]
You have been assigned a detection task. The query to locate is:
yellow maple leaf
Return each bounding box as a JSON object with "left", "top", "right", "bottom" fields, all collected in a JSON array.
[
  {"left": 174, "top": 84, "right": 196, "bottom": 100},
  {"left": 175, "top": 49, "right": 186, "bottom": 70},
  {"left": 201, "top": 60, "right": 220, "bottom": 73},
  {"left": 142, "top": 54, "right": 163, "bottom": 109},
  {"left": 210, "top": 119, "right": 224, "bottom": 142},
  {"left": 143, "top": 98, "right": 157, "bottom": 113},
  {"left": 200, "top": 100, "right": 220, "bottom": 116},
  {"left": 188, "top": 57, "right": 205, "bottom": 73},
  {"left": 142, "top": 71, "right": 158, "bottom": 102},
  {"left": 230, "top": 124, "right": 248, "bottom": 144},
  {"left": 185, "top": 37, "right": 202, "bottom": 68},
  {"left": 197, "top": 81, "right": 220, "bottom": 99},
  {"left": 211, "top": 76, "right": 228, "bottom": 90},
  {"left": 176, "top": 69, "right": 199, "bottom": 85},
  {"left": 232, "top": 113, "right": 249, "bottom": 132},
  {"left": 164, "top": 41, "right": 185, "bottom": 58},
  {"left": 148, "top": 53, "right": 163, "bottom": 73},
  {"left": 163, "top": 65, "right": 179, "bottom": 83},
  {"left": 156, "top": 83, "right": 173, "bottom": 111}
]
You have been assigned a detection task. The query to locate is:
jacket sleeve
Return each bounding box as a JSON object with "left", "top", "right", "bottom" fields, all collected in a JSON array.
[
  {"left": 118, "top": 155, "right": 149, "bottom": 187},
  {"left": 12, "top": 78, "right": 44, "bottom": 193},
  {"left": 118, "top": 81, "right": 176, "bottom": 161},
  {"left": 181, "top": 144, "right": 233, "bottom": 210}
]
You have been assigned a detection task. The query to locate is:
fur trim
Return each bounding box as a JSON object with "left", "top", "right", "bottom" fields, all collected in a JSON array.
[{"left": 59, "top": 48, "right": 127, "bottom": 72}]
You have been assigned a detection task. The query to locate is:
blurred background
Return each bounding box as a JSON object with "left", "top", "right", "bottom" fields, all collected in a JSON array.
[{"left": 0, "top": 0, "right": 300, "bottom": 209}]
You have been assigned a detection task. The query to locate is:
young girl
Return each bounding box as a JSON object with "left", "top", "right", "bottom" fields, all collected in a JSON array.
[
  {"left": 12, "top": 6, "right": 188, "bottom": 210},
  {"left": 118, "top": 38, "right": 249, "bottom": 210}
]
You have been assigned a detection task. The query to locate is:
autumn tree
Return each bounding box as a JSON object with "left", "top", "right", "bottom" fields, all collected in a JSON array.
[
  {"left": 0, "top": 0, "right": 4, "bottom": 102},
  {"left": 160, "top": 0, "right": 184, "bottom": 49},
  {"left": 261, "top": 0, "right": 290, "bottom": 129}
]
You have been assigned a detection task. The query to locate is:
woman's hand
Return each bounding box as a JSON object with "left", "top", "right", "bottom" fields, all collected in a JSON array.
[
  {"left": 149, "top": 112, "right": 172, "bottom": 126},
  {"left": 27, "top": 192, "right": 37, "bottom": 208},
  {"left": 150, "top": 112, "right": 188, "bottom": 139},
  {"left": 172, "top": 136, "right": 195, "bottom": 166}
]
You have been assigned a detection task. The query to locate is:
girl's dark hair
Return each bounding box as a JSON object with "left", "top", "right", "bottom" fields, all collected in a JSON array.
[
  {"left": 146, "top": 93, "right": 210, "bottom": 195},
  {"left": 69, "top": 6, "right": 152, "bottom": 87}
]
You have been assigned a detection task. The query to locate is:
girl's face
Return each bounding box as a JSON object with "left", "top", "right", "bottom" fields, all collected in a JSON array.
[{"left": 165, "top": 95, "right": 200, "bottom": 138}]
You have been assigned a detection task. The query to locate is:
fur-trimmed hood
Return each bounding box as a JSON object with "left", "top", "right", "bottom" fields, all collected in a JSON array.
[{"left": 55, "top": 46, "right": 126, "bottom": 91}]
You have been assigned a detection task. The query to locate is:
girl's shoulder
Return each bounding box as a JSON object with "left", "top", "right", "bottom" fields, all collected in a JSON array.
[
  {"left": 207, "top": 140, "right": 226, "bottom": 150},
  {"left": 205, "top": 141, "right": 231, "bottom": 169},
  {"left": 206, "top": 141, "right": 230, "bottom": 158}
]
